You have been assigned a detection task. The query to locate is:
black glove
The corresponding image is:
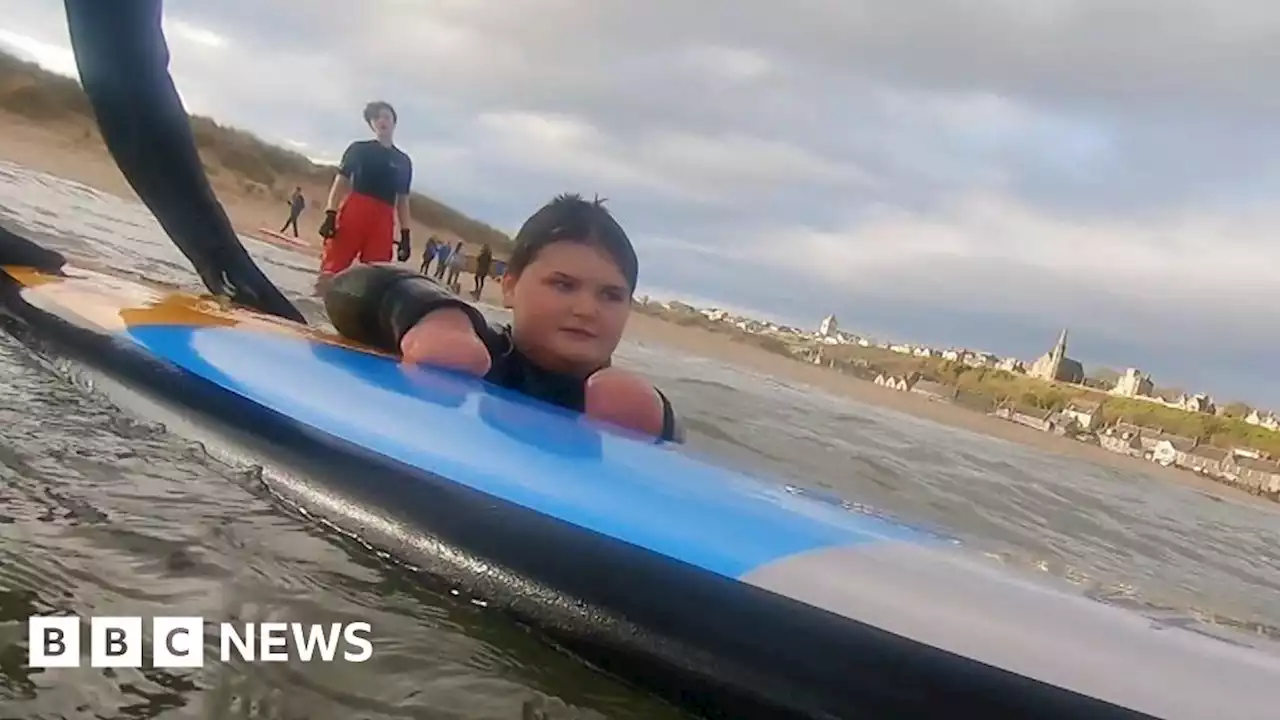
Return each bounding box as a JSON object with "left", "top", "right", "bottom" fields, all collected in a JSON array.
[
  {"left": 397, "top": 229, "right": 411, "bottom": 262},
  {"left": 318, "top": 210, "right": 338, "bottom": 239}
]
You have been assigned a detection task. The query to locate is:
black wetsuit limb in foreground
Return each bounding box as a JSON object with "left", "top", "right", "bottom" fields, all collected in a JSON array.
[
  {"left": 324, "top": 264, "right": 683, "bottom": 443},
  {"left": 62, "top": 0, "right": 304, "bottom": 323}
]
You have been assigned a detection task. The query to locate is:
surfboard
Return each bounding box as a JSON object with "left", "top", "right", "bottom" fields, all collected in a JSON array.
[
  {"left": 0, "top": 263, "right": 927, "bottom": 573},
  {"left": 3, "top": 261, "right": 1279, "bottom": 720},
  {"left": 254, "top": 227, "right": 310, "bottom": 248}
]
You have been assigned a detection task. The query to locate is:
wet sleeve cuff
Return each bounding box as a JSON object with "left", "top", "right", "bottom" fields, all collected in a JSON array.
[
  {"left": 381, "top": 275, "right": 490, "bottom": 350},
  {"left": 326, "top": 264, "right": 487, "bottom": 354}
]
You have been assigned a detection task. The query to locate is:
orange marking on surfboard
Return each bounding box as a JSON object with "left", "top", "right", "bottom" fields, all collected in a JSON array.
[{"left": 2, "top": 265, "right": 394, "bottom": 357}]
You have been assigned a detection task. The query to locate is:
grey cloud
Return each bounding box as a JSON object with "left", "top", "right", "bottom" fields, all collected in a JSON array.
[{"left": 138, "top": 1, "right": 1280, "bottom": 222}]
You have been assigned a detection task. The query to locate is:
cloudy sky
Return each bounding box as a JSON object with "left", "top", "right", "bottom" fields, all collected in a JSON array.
[{"left": 3, "top": 0, "right": 1280, "bottom": 407}]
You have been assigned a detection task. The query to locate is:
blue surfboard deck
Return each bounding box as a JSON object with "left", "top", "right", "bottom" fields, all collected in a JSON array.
[
  {"left": 124, "top": 323, "right": 940, "bottom": 580},
  {"left": 1, "top": 264, "right": 941, "bottom": 579}
]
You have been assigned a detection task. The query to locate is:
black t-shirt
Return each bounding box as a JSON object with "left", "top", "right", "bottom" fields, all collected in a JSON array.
[
  {"left": 338, "top": 140, "right": 412, "bottom": 206},
  {"left": 324, "top": 264, "right": 683, "bottom": 443}
]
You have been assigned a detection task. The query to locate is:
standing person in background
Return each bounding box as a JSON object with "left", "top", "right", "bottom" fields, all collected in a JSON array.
[
  {"left": 445, "top": 241, "right": 466, "bottom": 291},
  {"left": 420, "top": 236, "right": 439, "bottom": 276},
  {"left": 315, "top": 100, "right": 413, "bottom": 294},
  {"left": 472, "top": 243, "right": 493, "bottom": 299},
  {"left": 433, "top": 241, "right": 451, "bottom": 280},
  {"left": 280, "top": 186, "right": 305, "bottom": 237}
]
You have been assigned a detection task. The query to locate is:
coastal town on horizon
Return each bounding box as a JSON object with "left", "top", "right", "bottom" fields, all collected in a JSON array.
[
  {"left": 642, "top": 297, "right": 1276, "bottom": 426},
  {"left": 636, "top": 295, "right": 1280, "bottom": 500}
]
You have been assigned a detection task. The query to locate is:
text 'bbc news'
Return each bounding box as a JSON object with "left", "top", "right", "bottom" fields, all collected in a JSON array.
[{"left": 28, "top": 615, "right": 373, "bottom": 668}]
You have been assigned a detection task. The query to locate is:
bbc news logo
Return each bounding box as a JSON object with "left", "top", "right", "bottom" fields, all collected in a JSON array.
[{"left": 28, "top": 615, "right": 373, "bottom": 668}]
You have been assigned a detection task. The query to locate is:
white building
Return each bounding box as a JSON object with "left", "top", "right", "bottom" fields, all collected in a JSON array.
[
  {"left": 819, "top": 314, "right": 838, "bottom": 337},
  {"left": 1245, "top": 410, "right": 1280, "bottom": 431},
  {"left": 1112, "top": 368, "right": 1154, "bottom": 398}
]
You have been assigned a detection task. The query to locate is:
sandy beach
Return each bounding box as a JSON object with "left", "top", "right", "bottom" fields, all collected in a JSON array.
[
  {"left": 0, "top": 114, "right": 414, "bottom": 252},
  {"left": 0, "top": 111, "right": 1267, "bottom": 507}
]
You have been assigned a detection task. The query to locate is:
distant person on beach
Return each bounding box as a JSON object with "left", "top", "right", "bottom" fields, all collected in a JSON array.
[
  {"left": 473, "top": 244, "right": 493, "bottom": 297},
  {"left": 280, "top": 187, "right": 305, "bottom": 237},
  {"left": 420, "top": 236, "right": 438, "bottom": 275},
  {"left": 433, "top": 241, "right": 451, "bottom": 280},
  {"left": 315, "top": 101, "right": 414, "bottom": 294},
  {"left": 445, "top": 241, "right": 466, "bottom": 289}
]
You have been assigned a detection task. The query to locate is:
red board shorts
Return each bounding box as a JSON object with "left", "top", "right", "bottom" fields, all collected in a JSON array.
[{"left": 319, "top": 191, "right": 396, "bottom": 275}]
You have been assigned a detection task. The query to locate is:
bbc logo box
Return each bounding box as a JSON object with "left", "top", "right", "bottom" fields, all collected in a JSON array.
[
  {"left": 28, "top": 616, "right": 207, "bottom": 668},
  {"left": 28, "top": 615, "right": 374, "bottom": 668}
]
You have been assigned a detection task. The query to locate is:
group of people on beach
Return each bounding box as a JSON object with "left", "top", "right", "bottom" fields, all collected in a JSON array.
[{"left": 417, "top": 238, "right": 495, "bottom": 296}]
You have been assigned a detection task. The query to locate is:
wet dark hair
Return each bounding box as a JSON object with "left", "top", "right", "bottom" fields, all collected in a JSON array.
[
  {"left": 363, "top": 101, "right": 397, "bottom": 124},
  {"left": 507, "top": 193, "right": 638, "bottom": 291}
]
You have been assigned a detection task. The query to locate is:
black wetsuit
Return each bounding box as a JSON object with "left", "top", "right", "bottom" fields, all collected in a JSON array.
[
  {"left": 324, "top": 264, "right": 683, "bottom": 443},
  {"left": 62, "top": 0, "right": 303, "bottom": 323}
]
